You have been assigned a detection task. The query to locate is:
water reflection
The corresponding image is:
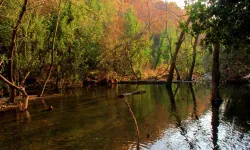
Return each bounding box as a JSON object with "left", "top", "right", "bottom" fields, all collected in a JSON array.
[
  {"left": 0, "top": 84, "right": 249, "bottom": 149},
  {"left": 211, "top": 103, "right": 220, "bottom": 150},
  {"left": 166, "top": 84, "right": 194, "bottom": 149},
  {"left": 189, "top": 83, "right": 198, "bottom": 120}
]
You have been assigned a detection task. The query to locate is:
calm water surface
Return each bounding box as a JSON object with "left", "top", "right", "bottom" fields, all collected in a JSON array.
[{"left": 0, "top": 83, "right": 249, "bottom": 150}]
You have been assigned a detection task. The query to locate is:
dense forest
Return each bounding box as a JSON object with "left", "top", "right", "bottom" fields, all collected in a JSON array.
[{"left": 0, "top": 0, "right": 249, "bottom": 110}]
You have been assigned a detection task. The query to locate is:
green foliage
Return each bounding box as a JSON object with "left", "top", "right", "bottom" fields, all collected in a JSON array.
[
  {"left": 17, "top": 11, "right": 48, "bottom": 74},
  {"left": 2, "top": 0, "right": 248, "bottom": 87},
  {"left": 188, "top": 0, "right": 250, "bottom": 46},
  {"left": 116, "top": 9, "right": 152, "bottom": 78}
]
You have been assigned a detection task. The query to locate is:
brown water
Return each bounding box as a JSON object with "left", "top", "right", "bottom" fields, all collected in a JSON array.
[{"left": 0, "top": 83, "right": 249, "bottom": 150}]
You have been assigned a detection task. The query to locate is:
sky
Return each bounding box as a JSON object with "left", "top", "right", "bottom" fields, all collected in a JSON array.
[{"left": 162, "top": 0, "right": 186, "bottom": 8}]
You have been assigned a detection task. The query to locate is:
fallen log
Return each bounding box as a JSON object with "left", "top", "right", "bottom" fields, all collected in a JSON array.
[
  {"left": 118, "top": 80, "right": 197, "bottom": 84},
  {"left": 118, "top": 90, "right": 146, "bottom": 98}
]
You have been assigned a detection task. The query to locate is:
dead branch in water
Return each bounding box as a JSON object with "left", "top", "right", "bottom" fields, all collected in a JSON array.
[
  {"left": 124, "top": 97, "right": 140, "bottom": 150},
  {"left": 118, "top": 90, "right": 146, "bottom": 98}
]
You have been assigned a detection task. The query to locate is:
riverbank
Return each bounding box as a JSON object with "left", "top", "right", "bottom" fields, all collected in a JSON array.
[{"left": 0, "top": 93, "right": 64, "bottom": 112}]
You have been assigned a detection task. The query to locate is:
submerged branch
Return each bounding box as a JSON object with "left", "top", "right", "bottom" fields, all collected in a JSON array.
[
  {"left": 118, "top": 90, "right": 146, "bottom": 98},
  {"left": 124, "top": 97, "right": 140, "bottom": 150}
]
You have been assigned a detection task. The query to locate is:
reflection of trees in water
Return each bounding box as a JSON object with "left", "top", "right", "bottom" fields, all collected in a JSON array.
[
  {"left": 166, "top": 84, "right": 195, "bottom": 149},
  {"left": 218, "top": 86, "right": 250, "bottom": 149},
  {"left": 166, "top": 83, "right": 222, "bottom": 150},
  {"left": 189, "top": 83, "right": 211, "bottom": 149},
  {"left": 0, "top": 109, "right": 31, "bottom": 148},
  {"left": 188, "top": 83, "right": 198, "bottom": 120},
  {"left": 222, "top": 86, "right": 250, "bottom": 126},
  {"left": 211, "top": 104, "right": 220, "bottom": 150}
]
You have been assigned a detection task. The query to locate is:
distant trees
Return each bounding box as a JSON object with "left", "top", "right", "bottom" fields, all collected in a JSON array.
[
  {"left": 0, "top": 0, "right": 202, "bottom": 89},
  {"left": 2, "top": 0, "right": 248, "bottom": 106},
  {"left": 0, "top": 1, "right": 153, "bottom": 102}
]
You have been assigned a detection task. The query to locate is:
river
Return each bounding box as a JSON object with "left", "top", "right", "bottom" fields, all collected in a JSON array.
[{"left": 0, "top": 83, "right": 249, "bottom": 150}]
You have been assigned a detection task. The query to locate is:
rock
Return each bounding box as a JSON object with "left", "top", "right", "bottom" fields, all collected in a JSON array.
[{"left": 202, "top": 73, "right": 212, "bottom": 81}]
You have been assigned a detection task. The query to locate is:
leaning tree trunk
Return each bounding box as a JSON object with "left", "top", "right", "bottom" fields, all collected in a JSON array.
[
  {"left": 187, "top": 35, "right": 199, "bottom": 81},
  {"left": 8, "top": 0, "right": 28, "bottom": 102},
  {"left": 211, "top": 42, "right": 221, "bottom": 103},
  {"left": 168, "top": 36, "right": 181, "bottom": 81},
  {"left": 167, "top": 18, "right": 191, "bottom": 84},
  {"left": 0, "top": 74, "right": 28, "bottom": 110},
  {"left": 38, "top": 0, "right": 61, "bottom": 97},
  {"left": 175, "top": 65, "right": 181, "bottom": 80}
]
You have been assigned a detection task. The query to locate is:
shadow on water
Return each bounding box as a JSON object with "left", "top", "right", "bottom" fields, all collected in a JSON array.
[{"left": 0, "top": 84, "right": 249, "bottom": 149}]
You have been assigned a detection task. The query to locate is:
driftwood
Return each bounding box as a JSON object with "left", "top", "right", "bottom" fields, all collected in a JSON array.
[
  {"left": 118, "top": 80, "right": 196, "bottom": 84},
  {"left": 118, "top": 90, "right": 146, "bottom": 98}
]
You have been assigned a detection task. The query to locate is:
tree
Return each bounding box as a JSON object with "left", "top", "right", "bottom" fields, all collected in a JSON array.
[
  {"left": 211, "top": 42, "right": 221, "bottom": 101},
  {"left": 167, "top": 17, "right": 191, "bottom": 84},
  {"left": 112, "top": 9, "right": 151, "bottom": 80},
  {"left": 188, "top": 0, "right": 250, "bottom": 102},
  {"left": 8, "top": 0, "right": 28, "bottom": 102},
  {"left": 38, "top": 0, "right": 62, "bottom": 97},
  {"left": 0, "top": 73, "right": 28, "bottom": 110}
]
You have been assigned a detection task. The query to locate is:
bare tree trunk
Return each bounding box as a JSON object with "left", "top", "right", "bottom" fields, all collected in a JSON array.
[
  {"left": 38, "top": 0, "right": 61, "bottom": 97},
  {"left": 0, "top": 74, "right": 28, "bottom": 110},
  {"left": 8, "top": 0, "right": 28, "bottom": 102},
  {"left": 167, "top": 18, "right": 190, "bottom": 84},
  {"left": 169, "top": 36, "right": 181, "bottom": 81},
  {"left": 187, "top": 35, "right": 199, "bottom": 81},
  {"left": 211, "top": 42, "right": 222, "bottom": 103}
]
